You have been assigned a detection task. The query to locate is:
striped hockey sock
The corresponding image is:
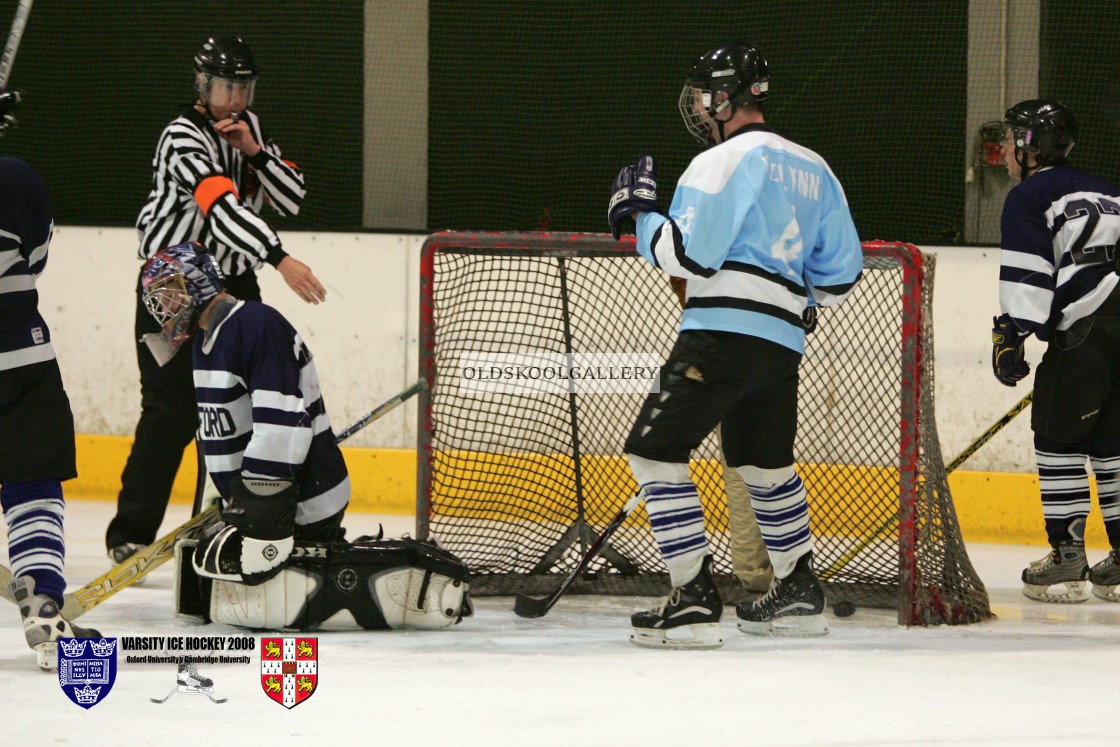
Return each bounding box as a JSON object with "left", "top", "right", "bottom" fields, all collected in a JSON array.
[
  {"left": 1090, "top": 453, "right": 1120, "bottom": 547},
  {"left": 737, "top": 465, "right": 813, "bottom": 579},
  {"left": 629, "top": 456, "right": 709, "bottom": 587},
  {"left": 643, "top": 481, "right": 710, "bottom": 588},
  {"left": 1035, "top": 447, "right": 1091, "bottom": 545},
  {"left": 1, "top": 480, "right": 67, "bottom": 603}
]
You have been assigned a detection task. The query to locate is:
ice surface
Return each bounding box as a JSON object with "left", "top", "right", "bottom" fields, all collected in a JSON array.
[{"left": 2, "top": 500, "right": 1118, "bottom": 746}]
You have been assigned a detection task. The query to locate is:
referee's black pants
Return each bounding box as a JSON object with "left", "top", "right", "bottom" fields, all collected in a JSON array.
[{"left": 105, "top": 268, "right": 261, "bottom": 550}]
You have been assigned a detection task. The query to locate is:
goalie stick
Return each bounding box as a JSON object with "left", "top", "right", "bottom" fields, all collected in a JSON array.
[
  {"left": 0, "top": 0, "right": 32, "bottom": 88},
  {"left": 0, "top": 378, "right": 428, "bottom": 618},
  {"left": 819, "top": 389, "right": 1034, "bottom": 581},
  {"left": 513, "top": 491, "right": 644, "bottom": 618}
]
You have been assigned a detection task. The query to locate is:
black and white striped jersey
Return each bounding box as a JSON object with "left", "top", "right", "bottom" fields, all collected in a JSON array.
[
  {"left": 0, "top": 157, "right": 56, "bottom": 372},
  {"left": 193, "top": 299, "right": 350, "bottom": 526},
  {"left": 1000, "top": 164, "right": 1120, "bottom": 340},
  {"left": 136, "top": 105, "right": 306, "bottom": 278}
]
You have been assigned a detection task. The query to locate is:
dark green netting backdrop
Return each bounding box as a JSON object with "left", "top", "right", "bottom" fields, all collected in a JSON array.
[
  {"left": 1, "top": 1, "right": 1118, "bottom": 241},
  {"left": 0, "top": 0, "right": 363, "bottom": 229},
  {"left": 429, "top": 0, "right": 968, "bottom": 242},
  {"left": 1040, "top": 2, "right": 1120, "bottom": 187}
]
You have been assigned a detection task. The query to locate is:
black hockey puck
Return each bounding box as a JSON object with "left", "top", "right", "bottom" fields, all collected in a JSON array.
[{"left": 833, "top": 601, "right": 856, "bottom": 618}]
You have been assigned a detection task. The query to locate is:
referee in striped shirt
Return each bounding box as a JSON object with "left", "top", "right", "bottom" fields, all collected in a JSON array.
[{"left": 105, "top": 37, "right": 326, "bottom": 565}]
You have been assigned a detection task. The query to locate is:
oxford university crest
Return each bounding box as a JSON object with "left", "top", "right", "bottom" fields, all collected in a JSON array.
[{"left": 58, "top": 637, "right": 117, "bottom": 709}]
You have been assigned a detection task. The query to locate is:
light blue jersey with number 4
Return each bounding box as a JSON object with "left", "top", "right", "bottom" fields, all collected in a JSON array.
[{"left": 635, "top": 124, "right": 862, "bottom": 354}]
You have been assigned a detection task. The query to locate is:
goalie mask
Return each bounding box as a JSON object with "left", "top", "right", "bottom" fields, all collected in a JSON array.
[
  {"left": 140, "top": 242, "right": 224, "bottom": 356},
  {"left": 194, "top": 36, "right": 258, "bottom": 117},
  {"left": 1004, "top": 99, "right": 1077, "bottom": 179},
  {"left": 679, "top": 44, "right": 769, "bottom": 145}
]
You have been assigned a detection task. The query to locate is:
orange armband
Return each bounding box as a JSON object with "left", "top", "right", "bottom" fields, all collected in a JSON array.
[{"left": 193, "top": 176, "right": 240, "bottom": 217}]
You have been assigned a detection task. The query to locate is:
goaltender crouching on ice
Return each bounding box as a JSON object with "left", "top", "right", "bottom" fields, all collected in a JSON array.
[
  {"left": 607, "top": 44, "right": 863, "bottom": 649},
  {"left": 138, "top": 242, "right": 471, "bottom": 631}
]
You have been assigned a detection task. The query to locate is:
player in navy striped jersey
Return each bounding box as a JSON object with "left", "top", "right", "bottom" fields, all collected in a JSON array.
[
  {"left": 608, "top": 44, "right": 862, "bottom": 648},
  {"left": 139, "top": 243, "right": 470, "bottom": 631},
  {"left": 140, "top": 242, "right": 348, "bottom": 586},
  {"left": 0, "top": 92, "right": 102, "bottom": 669},
  {"left": 106, "top": 37, "right": 327, "bottom": 570},
  {"left": 994, "top": 99, "right": 1120, "bottom": 603}
]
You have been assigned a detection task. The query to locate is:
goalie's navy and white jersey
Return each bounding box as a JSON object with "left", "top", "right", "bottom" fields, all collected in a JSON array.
[
  {"left": 635, "top": 123, "right": 862, "bottom": 353},
  {"left": 193, "top": 300, "right": 350, "bottom": 525},
  {"left": 136, "top": 106, "right": 305, "bottom": 277},
  {"left": 1000, "top": 165, "right": 1120, "bottom": 340},
  {"left": 0, "top": 157, "right": 55, "bottom": 371}
]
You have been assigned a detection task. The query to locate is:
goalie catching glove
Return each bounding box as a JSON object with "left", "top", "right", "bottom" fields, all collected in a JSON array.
[
  {"left": 608, "top": 154, "right": 659, "bottom": 240},
  {"left": 192, "top": 476, "right": 298, "bottom": 585},
  {"left": 991, "top": 314, "right": 1030, "bottom": 386}
]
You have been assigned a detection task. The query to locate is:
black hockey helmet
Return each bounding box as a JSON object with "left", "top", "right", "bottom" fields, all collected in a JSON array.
[
  {"left": 679, "top": 44, "right": 769, "bottom": 144},
  {"left": 194, "top": 37, "right": 258, "bottom": 115},
  {"left": 1004, "top": 99, "right": 1077, "bottom": 171},
  {"left": 194, "top": 36, "right": 259, "bottom": 80}
]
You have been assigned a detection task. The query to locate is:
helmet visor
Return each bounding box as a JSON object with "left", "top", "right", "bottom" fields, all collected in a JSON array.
[{"left": 201, "top": 75, "right": 256, "bottom": 112}]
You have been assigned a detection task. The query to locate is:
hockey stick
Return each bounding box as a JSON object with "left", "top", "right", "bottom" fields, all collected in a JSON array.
[
  {"left": 0, "top": 378, "right": 428, "bottom": 617},
  {"left": 335, "top": 377, "right": 427, "bottom": 442},
  {"left": 819, "top": 390, "right": 1034, "bottom": 581},
  {"left": 150, "top": 686, "right": 179, "bottom": 704},
  {"left": 513, "top": 491, "right": 644, "bottom": 618},
  {"left": 0, "top": 0, "right": 32, "bottom": 88}
]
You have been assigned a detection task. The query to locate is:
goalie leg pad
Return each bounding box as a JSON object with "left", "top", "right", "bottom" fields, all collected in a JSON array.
[
  {"left": 173, "top": 538, "right": 211, "bottom": 622},
  {"left": 372, "top": 565, "right": 468, "bottom": 629},
  {"left": 206, "top": 537, "right": 471, "bottom": 631},
  {"left": 210, "top": 568, "right": 324, "bottom": 629}
]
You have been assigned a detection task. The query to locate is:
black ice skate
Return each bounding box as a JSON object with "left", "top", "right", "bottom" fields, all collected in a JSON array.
[
  {"left": 630, "top": 555, "right": 723, "bottom": 649},
  {"left": 735, "top": 552, "right": 828, "bottom": 637},
  {"left": 1089, "top": 549, "right": 1120, "bottom": 603},
  {"left": 150, "top": 662, "right": 227, "bottom": 704},
  {"left": 11, "top": 576, "right": 102, "bottom": 670},
  {"left": 108, "top": 543, "right": 147, "bottom": 586},
  {"left": 1021, "top": 541, "right": 1089, "bottom": 603}
]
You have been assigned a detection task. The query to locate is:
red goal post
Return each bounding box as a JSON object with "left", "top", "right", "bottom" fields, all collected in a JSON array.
[{"left": 417, "top": 231, "right": 991, "bottom": 626}]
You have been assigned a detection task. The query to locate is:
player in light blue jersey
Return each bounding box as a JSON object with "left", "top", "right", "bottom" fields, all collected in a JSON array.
[
  {"left": 993, "top": 99, "right": 1120, "bottom": 604},
  {"left": 608, "top": 44, "right": 862, "bottom": 648}
]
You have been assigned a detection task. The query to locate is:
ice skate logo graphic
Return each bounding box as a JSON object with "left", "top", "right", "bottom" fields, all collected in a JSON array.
[
  {"left": 150, "top": 662, "right": 227, "bottom": 705},
  {"left": 58, "top": 637, "right": 117, "bottom": 709},
  {"left": 261, "top": 637, "right": 317, "bottom": 709}
]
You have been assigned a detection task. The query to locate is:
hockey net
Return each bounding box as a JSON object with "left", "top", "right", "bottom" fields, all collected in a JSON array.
[{"left": 417, "top": 231, "right": 991, "bottom": 625}]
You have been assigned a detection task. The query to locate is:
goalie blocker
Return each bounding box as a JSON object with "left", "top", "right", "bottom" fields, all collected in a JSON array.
[{"left": 174, "top": 535, "right": 472, "bottom": 631}]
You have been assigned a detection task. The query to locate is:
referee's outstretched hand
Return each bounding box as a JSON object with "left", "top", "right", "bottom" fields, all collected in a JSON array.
[{"left": 277, "top": 256, "right": 327, "bottom": 304}]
